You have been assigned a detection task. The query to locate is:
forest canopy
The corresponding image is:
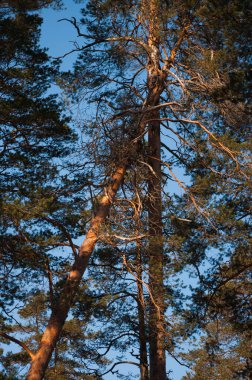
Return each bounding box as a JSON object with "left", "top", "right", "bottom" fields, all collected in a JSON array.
[{"left": 0, "top": 1, "right": 251, "bottom": 379}]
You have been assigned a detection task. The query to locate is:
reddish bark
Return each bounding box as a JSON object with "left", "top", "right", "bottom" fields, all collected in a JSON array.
[
  {"left": 26, "top": 166, "right": 126, "bottom": 380},
  {"left": 146, "top": 2, "right": 167, "bottom": 378}
]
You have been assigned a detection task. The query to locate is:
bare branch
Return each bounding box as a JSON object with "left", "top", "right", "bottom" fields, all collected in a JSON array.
[
  {"left": 154, "top": 157, "right": 216, "bottom": 228},
  {"left": 107, "top": 234, "right": 147, "bottom": 242},
  {"left": 99, "top": 360, "right": 140, "bottom": 376},
  {"left": 45, "top": 258, "right": 54, "bottom": 310},
  {"left": 122, "top": 254, "right": 162, "bottom": 321},
  {"left": 0, "top": 332, "right": 35, "bottom": 359}
]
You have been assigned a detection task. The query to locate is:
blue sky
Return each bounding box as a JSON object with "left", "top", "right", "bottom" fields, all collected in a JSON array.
[{"left": 40, "top": 1, "right": 83, "bottom": 69}]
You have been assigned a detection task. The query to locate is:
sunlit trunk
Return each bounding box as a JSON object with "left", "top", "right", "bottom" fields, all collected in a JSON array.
[
  {"left": 145, "top": 1, "right": 167, "bottom": 378},
  {"left": 26, "top": 166, "right": 126, "bottom": 380}
]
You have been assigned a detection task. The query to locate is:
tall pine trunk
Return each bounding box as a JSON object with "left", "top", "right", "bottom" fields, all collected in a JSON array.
[
  {"left": 148, "top": 112, "right": 166, "bottom": 380},
  {"left": 145, "top": 1, "right": 166, "bottom": 378}
]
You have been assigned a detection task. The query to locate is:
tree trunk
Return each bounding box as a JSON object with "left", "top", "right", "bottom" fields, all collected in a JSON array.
[
  {"left": 136, "top": 247, "right": 149, "bottom": 380},
  {"left": 26, "top": 165, "right": 126, "bottom": 380},
  {"left": 148, "top": 113, "right": 166, "bottom": 380},
  {"left": 145, "top": 1, "right": 167, "bottom": 378}
]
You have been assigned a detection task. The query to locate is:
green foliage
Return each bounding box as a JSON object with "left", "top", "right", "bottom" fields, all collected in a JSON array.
[
  {"left": 182, "top": 320, "right": 252, "bottom": 380},
  {"left": 0, "top": 0, "right": 251, "bottom": 378}
]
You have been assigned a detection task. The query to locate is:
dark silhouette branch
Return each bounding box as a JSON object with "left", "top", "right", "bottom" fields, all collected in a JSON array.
[{"left": 99, "top": 360, "right": 140, "bottom": 376}]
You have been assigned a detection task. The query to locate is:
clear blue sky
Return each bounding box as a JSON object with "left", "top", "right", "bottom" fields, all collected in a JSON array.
[{"left": 40, "top": 1, "right": 83, "bottom": 69}]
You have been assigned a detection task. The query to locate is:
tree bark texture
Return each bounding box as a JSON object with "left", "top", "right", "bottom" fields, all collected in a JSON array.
[
  {"left": 148, "top": 112, "right": 166, "bottom": 380},
  {"left": 145, "top": 1, "right": 167, "bottom": 379}
]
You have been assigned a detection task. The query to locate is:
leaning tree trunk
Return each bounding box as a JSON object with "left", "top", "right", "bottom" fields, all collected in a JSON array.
[
  {"left": 26, "top": 90, "right": 163, "bottom": 379},
  {"left": 26, "top": 165, "right": 126, "bottom": 380}
]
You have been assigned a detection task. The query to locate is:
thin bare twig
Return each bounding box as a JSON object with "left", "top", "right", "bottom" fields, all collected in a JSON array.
[{"left": 122, "top": 254, "right": 161, "bottom": 321}]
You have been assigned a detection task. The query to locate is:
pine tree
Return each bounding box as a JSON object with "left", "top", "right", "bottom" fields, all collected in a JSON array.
[
  {"left": 1, "top": 1, "right": 250, "bottom": 379},
  {"left": 0, "top": 1, "right": 79, "bottom": 377}
]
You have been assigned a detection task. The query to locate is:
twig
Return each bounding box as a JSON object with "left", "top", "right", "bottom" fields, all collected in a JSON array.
[{"left": 122, "top": 254, "right": 161, "bottom": 320}]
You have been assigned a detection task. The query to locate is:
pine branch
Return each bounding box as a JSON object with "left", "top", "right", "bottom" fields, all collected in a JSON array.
[{"left": 0, "top": 332, "right": 35, "bottom": 360}]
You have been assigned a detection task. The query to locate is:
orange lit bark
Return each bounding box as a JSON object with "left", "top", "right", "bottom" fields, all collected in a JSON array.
[{"left": 26, "top": 165, "right": 126, "bottom": 380}]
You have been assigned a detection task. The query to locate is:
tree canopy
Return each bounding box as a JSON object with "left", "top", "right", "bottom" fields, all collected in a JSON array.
[{"left": 0, "top": 1, "right": 251, "bottom": 379}]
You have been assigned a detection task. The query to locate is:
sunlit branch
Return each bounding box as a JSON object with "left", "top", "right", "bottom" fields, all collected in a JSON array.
[
  {"left": 0, "top": 332, "right": 35, "bottom": 359},
  {"left": 152, "top": 157, "right": 216, "bottom": 227},
  {"left": 122, "top": 254, "right": 161, "bottom": 321}
]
